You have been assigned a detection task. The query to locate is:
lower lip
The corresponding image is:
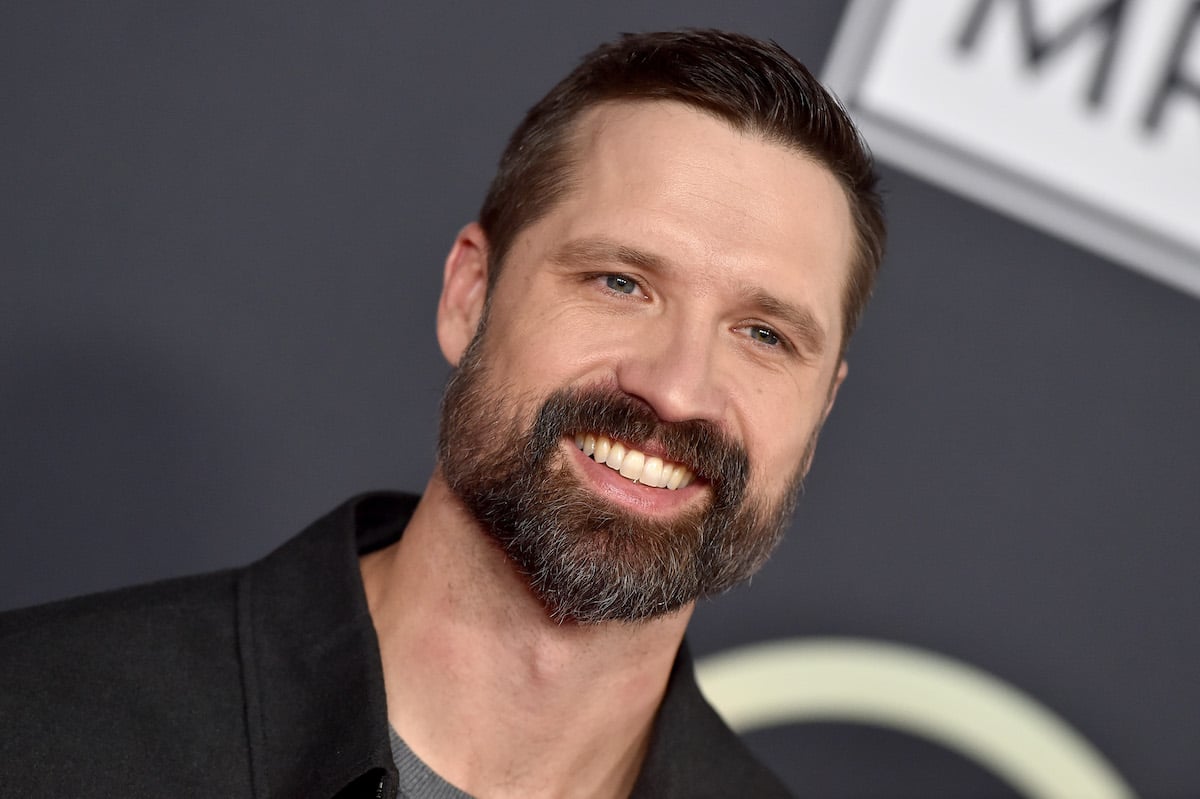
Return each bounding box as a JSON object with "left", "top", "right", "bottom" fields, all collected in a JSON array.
[{"left": 562, "top": 438, "right": 705, "bottom": 515}]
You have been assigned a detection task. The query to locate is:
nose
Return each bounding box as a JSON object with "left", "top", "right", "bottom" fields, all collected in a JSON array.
[{"left": 614, "top": 320, "right": 728, "bottom": 424}]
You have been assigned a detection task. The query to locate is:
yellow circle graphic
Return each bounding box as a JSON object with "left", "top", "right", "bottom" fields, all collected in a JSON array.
[{"left": 695, "top": 638, "right": 1135, "bottom": 799}]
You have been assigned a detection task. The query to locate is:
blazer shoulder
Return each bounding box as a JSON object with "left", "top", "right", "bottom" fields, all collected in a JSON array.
[
  {"left": 0, "top": 569, "right": 254, "bottom": 796},
  {"left": 0, "top": 566, "right": 240, "bottom": 644}
]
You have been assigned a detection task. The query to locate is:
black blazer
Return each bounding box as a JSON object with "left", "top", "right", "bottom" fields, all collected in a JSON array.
[{"left": 0, "top": 493, "right": 791, "bottom": 798}]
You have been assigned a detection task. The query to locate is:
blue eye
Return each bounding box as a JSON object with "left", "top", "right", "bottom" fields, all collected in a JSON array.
[
  {"left": 605, "top": 275, "right": 637, "bottom": 295},
  {"left": 749, "top": 326, "right": 781, "bottom": 347}
]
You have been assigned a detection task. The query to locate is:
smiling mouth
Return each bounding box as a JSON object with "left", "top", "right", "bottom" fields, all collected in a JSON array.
[{"left": 572, "top": 433, "right": 696, "bottom": 489}]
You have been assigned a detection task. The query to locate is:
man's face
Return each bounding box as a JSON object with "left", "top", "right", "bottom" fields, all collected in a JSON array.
[{"left": 438, "top": 101, "right": 854, "bottom": 624}]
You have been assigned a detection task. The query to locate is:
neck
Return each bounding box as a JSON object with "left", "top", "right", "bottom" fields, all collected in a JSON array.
[{"left": 360, "top": 472, "right": 692, "bottom": 799}]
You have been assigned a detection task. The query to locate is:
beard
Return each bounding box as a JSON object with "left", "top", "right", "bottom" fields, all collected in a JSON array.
[{"left": 437, "top": 329, "right": 809, "bottom": 625}]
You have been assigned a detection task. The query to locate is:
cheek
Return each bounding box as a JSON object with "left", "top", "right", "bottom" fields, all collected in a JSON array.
[
  {"left": 482, "top": 294, "right": 617, "bottom": 387},
  {"left": 741, "top": 382, "right": 829, "bottom": 493},
  {"left": 747, "top": 428, "right": 808, "bottom": 495}
]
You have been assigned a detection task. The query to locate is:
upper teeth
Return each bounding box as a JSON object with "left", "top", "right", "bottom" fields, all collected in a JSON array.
[{"left": 573, "top": 433, "right": 694, "bottom": 489}]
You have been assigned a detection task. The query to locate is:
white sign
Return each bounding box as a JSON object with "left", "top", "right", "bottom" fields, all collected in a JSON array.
[{"left": 825, "top": 0, "right": 1200, "bottom": 298}]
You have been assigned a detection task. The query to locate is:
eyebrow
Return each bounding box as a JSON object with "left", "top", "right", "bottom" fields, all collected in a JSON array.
[
  {"left": 548, "top": 238, "right": 667, "bottom": 271},
  {"left": 549, "top": 236, "right": 827, "bottom": 356}
]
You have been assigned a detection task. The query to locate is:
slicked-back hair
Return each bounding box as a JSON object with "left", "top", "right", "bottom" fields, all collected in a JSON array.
[{"left": 477, "top": 29, "right": 885, "bottom": 352}]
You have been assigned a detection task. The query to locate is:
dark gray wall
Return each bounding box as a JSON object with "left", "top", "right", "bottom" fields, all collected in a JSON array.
[{"left": 3, "top": 2, "right": 1197, "bottom": 797}]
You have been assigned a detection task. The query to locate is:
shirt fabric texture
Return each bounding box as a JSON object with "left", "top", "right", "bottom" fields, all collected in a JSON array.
[
  {"left": 388, "top": 725, "right": 474, "bottom": 799},
  {"left": 0, "top": 492, "right": 792, "bottom": 798}
]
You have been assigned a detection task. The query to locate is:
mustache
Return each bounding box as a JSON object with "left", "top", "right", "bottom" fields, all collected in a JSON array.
[{"left": 528, "top": 385, "right": 750, "bottom": 506}]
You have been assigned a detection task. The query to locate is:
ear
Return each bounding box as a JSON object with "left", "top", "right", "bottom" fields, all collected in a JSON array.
[
  {"left": 799, "top": 359, "right": 850, "bottom": 476},
  {"left": 823, "top": 360, "right": 849, "bottom": 422},
  {"left": 436, "top": 222, "right": 490, "bottom": 367}
]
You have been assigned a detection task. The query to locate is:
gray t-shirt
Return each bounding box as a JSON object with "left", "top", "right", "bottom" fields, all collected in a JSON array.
[{"left": 388, "top": 725, "right": 476, "bottom": 799}]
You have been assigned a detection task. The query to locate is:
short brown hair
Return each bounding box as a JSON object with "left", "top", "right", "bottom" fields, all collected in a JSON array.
[{"left": 478, "top": 29, "right": 885, "bottom": 351}]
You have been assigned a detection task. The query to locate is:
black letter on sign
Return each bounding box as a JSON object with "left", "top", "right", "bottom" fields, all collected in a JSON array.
[
  {"left": 1145, "top": 0, "right": 1200, "bottom": 132},
  {"left": 958, "top": 0, "right": 1131, "bottom": 106}
]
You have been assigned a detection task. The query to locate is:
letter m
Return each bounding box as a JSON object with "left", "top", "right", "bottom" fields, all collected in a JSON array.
[{"left": 958, "top": 0, "right": 1131, "bottom": 106}]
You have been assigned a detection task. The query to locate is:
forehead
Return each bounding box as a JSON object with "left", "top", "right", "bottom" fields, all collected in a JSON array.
[{"left": 540, "top": 100, "right": 855, "bottom": 340}]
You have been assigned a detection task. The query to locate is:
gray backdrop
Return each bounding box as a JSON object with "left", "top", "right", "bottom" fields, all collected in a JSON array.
[{"left": 2, "top": 2, "right": 1197, "bottom": 797}]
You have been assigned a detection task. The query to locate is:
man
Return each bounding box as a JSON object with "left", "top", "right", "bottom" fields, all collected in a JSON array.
[{"left": 1, "top": 29, "right": 884, "bottom": 798}]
